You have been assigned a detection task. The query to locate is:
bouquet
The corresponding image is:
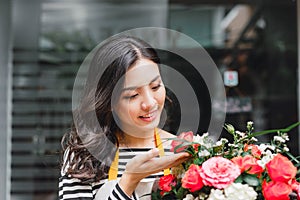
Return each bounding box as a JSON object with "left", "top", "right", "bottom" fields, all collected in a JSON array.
[{"left": 152, "top": 122, "right": 300, "bottom": 200}]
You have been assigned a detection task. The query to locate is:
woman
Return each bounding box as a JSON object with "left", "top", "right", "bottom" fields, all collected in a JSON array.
[{"left": 59, "top": 35, "right": 190, "bottom": 200}]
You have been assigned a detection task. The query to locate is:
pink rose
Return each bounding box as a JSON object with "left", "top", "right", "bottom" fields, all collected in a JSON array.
[
  {"left": 170, "top": 131, "right": 193, "bottom": 153},
  {"left": 200, "top": 157, "right": 241, "bottom": 189},
  {"left": 266, "top": 153, "right": 297, "bottom": 183},
  {"left": 182, "top": 164, "right": 204, "bottom": 192}
]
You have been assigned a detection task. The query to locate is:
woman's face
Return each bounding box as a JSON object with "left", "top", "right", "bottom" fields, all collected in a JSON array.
[{"left": 113, "top": 58, "right": 166, "bottom": 137}]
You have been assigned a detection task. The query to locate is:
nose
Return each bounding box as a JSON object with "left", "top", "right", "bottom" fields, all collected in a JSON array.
[{"left": 141, "top": 90, "right": 156, "bottom": 111}]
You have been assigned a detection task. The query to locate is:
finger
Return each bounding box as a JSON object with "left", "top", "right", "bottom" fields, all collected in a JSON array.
[
  {"left": 132, "top": 148, "right": 160, "bottom": 163},
  {"left": 150, "top": 152, "right": 190, "bottom": 171}
]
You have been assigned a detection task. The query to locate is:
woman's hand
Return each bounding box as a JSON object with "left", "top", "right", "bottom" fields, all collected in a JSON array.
[{"left": 119, "top": 148, "right": 190, "bottom": 196}]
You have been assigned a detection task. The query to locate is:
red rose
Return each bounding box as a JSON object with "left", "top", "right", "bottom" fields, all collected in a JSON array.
[
  {"left": 158, "top": 174, "right": 176, "bottom": 193},
  {"left": 232, "top": 155, "right": 263, "bottom": 175},
  {"left": 192, "top": 143, "right": 200, "bottom": 153},
  {"left": 262, "top": 180, "right": 292, "bottom": 200},
  {"left": 170, "top": 131, "right": 193, "bottom": 153},
  {"left": 244, "top": 144, "right": 262, "bottom": 158},
  {"left": 291, "top": 180, "right": 300, "bottom": 199},
  {"left": 182, "top": 164, "right": 203, "bottom": 192},
  {"left": 266, "top": 154, "right": 297, "bottom": 182}
]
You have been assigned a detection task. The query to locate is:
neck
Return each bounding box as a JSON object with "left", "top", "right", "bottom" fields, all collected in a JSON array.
[{"left": 118, "top": 129, "right": 157, "bottom": 148}]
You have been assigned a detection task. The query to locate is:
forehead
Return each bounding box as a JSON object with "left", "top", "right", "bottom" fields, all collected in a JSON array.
[{"left": 124, "top": 59, "right": 160, "bottom": 88}]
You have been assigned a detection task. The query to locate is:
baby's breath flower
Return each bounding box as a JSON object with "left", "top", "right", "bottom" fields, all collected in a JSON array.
[
  {"left": 274, "top": 136, "right": 286, "bottom": 143},
  {"left": 283, "top": 146, "right": 290, "bottom": 152},
  {"left": 198, "top": 193, "right": 209, "bottom": 200},
  {"left": 224, "top": 183, "right": 257, "bottom": 200},
  {"left": 258, "top": 143, "right": 267, "bottom": 152},
  {"left": 194, "top": 133, "right": 209, "bottom": 142},
  {"left": 228, "top": 143, "right": 238, "bottom": 148},
  {"left": 215, "top": 141, "right": 223, "bottom": 146},
  {"left": 281, "top": 133, "right": 289, "bottom": 141},
  {"left": 250, "top": 137, "right": 258, "bottom": 142},
  {"left": 220, "top": 138, "right": 228, "bottom": 143},
  {"left": 198, "top": 149, "right": 210, "bottom": 157},
  {"left": 247, "top": 121, "right": 254, "bottom": 130},
  {"left": 207, "top": 189, "right": 226, "bottom": 200},
  {"left": 247, "top": 121, "right": 254, "bottom": 126},
  {"left": 258, "top": 144, "right": 275, "bottom": 153},
  {"left": 257, "top": 150, "right": 275, "bottom": 168},
  {"left": 183, "top": 194, "right": 195, "bottom": 200},
  {"left": 236, "top": 131, "right": 245, "bottom": 137}
]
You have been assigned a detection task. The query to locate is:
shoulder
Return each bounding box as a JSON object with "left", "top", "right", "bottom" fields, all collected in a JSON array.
[
  {"left": 159, "top": 129, "right": 176, "bottom": 138},
  {"left": 157, "top": 129, "right": 176, "bottom": 147}
]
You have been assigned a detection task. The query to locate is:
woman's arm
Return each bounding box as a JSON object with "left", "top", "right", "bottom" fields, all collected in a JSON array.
[
  {"left": 59, "top": 174, "right": 137, "bottom": 200},
  {"left": 119, "top": 148, "right": 190, "bottom": 196},
  {"left": 59, "top": 175, "right": 96, "bottom": 199}
]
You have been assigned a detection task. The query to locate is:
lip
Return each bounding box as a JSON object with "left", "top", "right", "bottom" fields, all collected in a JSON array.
[{"left": 138, "top": 110, "right": 158, "bottom": 122}]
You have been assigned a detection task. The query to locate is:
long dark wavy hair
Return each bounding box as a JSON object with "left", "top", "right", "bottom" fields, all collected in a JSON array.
[{"left": 61, "top": 36, "right": 161, "bottom": 183}]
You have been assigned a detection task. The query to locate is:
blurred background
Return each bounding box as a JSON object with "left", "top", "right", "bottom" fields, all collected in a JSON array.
[{"left": 0, "top": 0, "right": 299, "bottom": 199}]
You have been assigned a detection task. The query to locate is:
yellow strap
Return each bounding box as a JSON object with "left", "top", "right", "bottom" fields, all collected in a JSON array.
[
  {"left": 108, "top": 149, "right": 119, "bottom": 180},
  {"left": 108, "top": 128, "right": 170, "bottom": 180},
  {"left": 154, "top": 128, "right": 170, "bottom": 176}
]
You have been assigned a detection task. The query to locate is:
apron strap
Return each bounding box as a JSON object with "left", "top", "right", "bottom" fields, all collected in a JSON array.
[
  {"left": 108, "top": 148, "right": 119, "bottom": 181},
  {"left": 154, "top": 128, "right": 170, "bottom": 176}
]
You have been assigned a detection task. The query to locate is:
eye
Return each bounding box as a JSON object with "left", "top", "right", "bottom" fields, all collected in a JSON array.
[
  {"left": 124, "top": 93, "right": 138, "bottom": 99},
  {"left": 152, "top": 84, "right": 161, "bottom": 91}
]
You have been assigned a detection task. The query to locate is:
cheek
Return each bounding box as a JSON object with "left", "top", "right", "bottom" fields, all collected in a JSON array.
[
  {"left": 126, "top": 102, "right": 141, "bottom": 119},
  {"left": 157, "top": 87, "right": 166, "bottom": 105}
]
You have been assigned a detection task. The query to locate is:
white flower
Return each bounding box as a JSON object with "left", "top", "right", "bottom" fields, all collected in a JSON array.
[
  {"left": 220, "top": 138, "right": 228, "bottom": 143},
  {"left": 236, "top": 131, "right": 245, "bottom": 137},
  {"left": 215, "top": 141, "right": 223, "bottom": 146},
  {"left": 247, "top": 121, "right": 254, "bottom": 126},
  {"left": 193, "top": 134, "right": 205, "bottom": 144},
  {"left": 198, "top": 149, "right": 210, "bottom": 157},
  {"left": 258, "top": 144, "right": 275, "bottom": 153},
  {"left": 207, "top": 189, "right": 226, "bottom": 200},
  {"left": 274, "top": 136, "right": 286, "bottom": 143},
  {"left": 282, "top": 133, "right": 289, "bottom": 141},
  {"left": 283, "top": 146, "right": 290, "bottom": 152},
  {"left": 183, "top": 194, "right": 195, "bottom": 200},
  {"left": 228, "top": 143, "right": 238, "bottom": 148},
  {"left": 247, "top": 121, "right": 254, "bottom": 131},
  {"left": 257, "top": 150, "right": 275, "bottom": 168},
  {"left": 193, "top": 133, "right": 213, "bottom": 149},
  {"left": 224, "top": 183, "right": 257, "bottom": 200}
]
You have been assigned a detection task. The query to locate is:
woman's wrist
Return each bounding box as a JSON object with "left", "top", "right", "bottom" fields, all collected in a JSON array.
[{"left": 119, "top": 173, "right": 141, "bottom": 197}]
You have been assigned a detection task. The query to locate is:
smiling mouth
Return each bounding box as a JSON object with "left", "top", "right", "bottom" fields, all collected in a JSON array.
[{"left": 139, "top": 110, "right": 158, "bottom": 122}]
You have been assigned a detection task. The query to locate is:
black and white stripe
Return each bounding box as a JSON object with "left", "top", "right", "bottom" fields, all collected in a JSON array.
[{"left": 59, "top": 148, "right": 172, "bottom": 200}]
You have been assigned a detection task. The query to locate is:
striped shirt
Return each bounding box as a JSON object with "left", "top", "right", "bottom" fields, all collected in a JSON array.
[{"left": 59, "top": 148, "right": 172, "bottom": 200}]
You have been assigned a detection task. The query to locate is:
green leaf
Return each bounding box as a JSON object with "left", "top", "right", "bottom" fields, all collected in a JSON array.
[
  {"left": 234, "top": 174, "right": 243, "bottom": 183},
  {"left": 243, "top": 174, "right": 260, "bottom": 186},
  {"left": 249, "top": 121, "right": 300, "bottom": 138},
  {"left": 176, "top": 187, "right": 187, "bottom": 200}
]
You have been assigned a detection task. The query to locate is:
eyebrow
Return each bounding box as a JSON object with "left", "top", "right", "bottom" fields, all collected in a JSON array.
[{"left": 122, "top": 75, "right": 161, "bottom": 92}]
